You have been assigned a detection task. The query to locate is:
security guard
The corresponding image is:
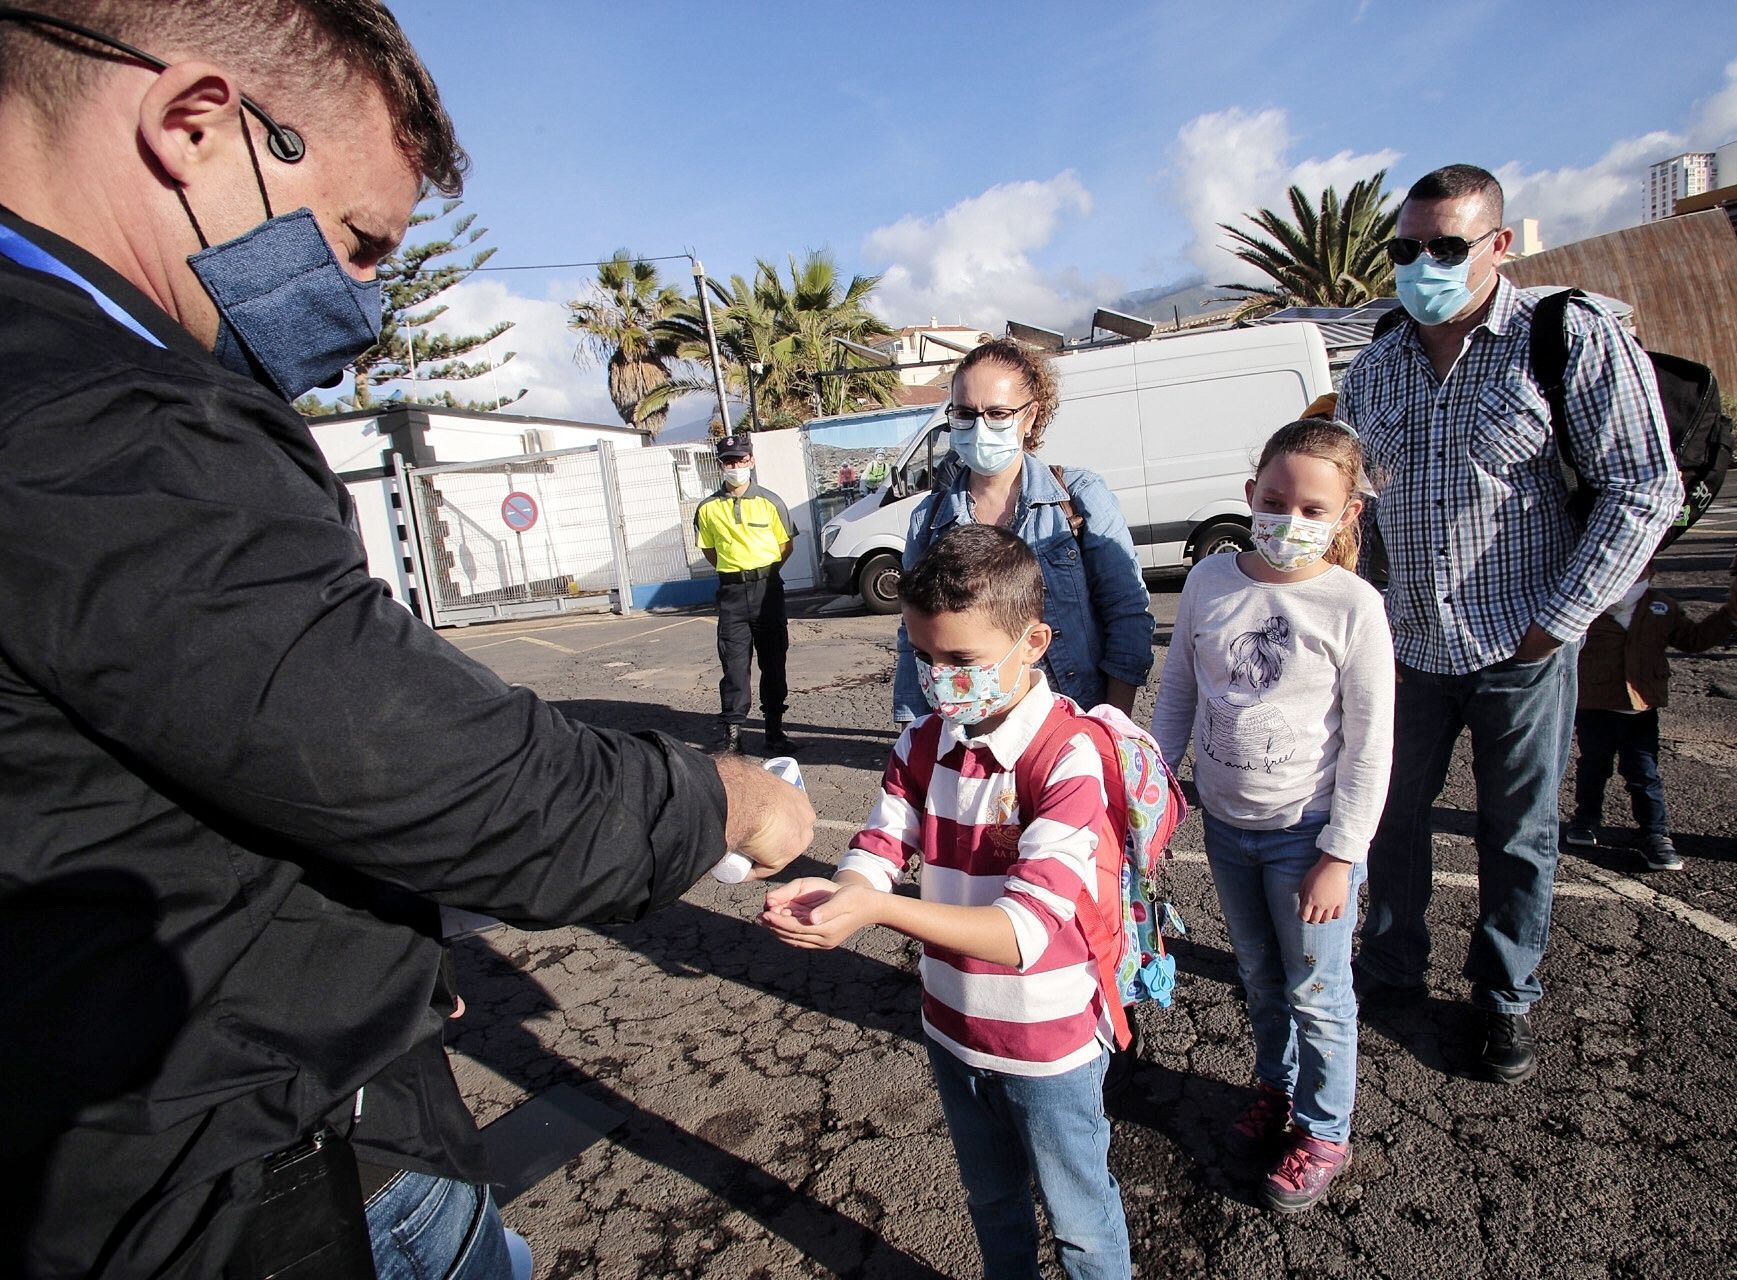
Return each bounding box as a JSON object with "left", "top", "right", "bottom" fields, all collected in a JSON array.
[{"left": 694, "top": 436, "right": 799, "bottom": 753}]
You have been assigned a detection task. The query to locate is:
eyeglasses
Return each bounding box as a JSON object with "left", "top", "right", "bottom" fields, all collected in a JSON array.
[
  {"left": 1382, "top": 227, "right": 1499, "bottom": 268},
  {"left": 946, "top": 399, "right": 1033, "bottom": 426}
]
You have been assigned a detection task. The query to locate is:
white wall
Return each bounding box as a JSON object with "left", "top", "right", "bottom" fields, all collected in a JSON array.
[{"left": 750, "top": 429, "right": 818, "bottom": 590}]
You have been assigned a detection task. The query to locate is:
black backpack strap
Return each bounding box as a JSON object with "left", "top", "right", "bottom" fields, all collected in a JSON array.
[{"left": 1528, "top": 288, "right": 1588, "bottom": 514}]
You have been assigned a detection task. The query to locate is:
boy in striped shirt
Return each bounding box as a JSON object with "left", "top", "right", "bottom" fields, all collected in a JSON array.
[{"left": 762, "top": 524, "right": 1131, "bottom": 1280}]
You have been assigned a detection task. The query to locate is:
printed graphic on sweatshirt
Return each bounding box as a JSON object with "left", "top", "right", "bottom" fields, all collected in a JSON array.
[{"left": 1203, "top": 616, "right": 1297, "bottom": 773}]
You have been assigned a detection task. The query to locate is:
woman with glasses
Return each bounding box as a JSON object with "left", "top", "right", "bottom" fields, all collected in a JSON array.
[{"left": 891, "top": 338, "right": 1155, "bottom": 726}]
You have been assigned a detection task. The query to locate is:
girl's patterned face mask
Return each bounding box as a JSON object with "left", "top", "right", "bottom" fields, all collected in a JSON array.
[
  {"left": 915, "top": 628, "right": 1032, "bottom": 726},
  {"left": 1250, "top": 509, "right": 1344, "bottom": 572}
]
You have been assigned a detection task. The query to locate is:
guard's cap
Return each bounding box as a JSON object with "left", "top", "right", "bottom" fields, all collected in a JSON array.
[{"left": 717, "top": 435, "right": 754, "bottom": 461}]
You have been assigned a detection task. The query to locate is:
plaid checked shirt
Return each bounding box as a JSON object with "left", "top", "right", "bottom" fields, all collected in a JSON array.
[{"left": 1340, "top": 277, "right": 1679, "bottom": 675}]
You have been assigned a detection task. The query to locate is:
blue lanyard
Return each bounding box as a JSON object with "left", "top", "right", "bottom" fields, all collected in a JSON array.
[{"left": 0, "top": 223, "right": 166, "bottom": 349}]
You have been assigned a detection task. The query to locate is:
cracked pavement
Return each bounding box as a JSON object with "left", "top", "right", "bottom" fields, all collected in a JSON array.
[{"left": 440, "top": 502, "right": 1737, "bottom": 1279}]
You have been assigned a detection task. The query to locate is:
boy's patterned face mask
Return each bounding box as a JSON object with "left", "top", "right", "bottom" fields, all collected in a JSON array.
[{"left": 915, "top": 628, "right": 1032, "bottom": 726}]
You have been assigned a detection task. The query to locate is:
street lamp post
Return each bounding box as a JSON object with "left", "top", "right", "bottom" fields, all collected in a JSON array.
[
  {"left": 690, "top": 257, "right": 733, "bottom": 436},
  {"left": 748, "top": 360, "right": 764, "bottom": 432}
]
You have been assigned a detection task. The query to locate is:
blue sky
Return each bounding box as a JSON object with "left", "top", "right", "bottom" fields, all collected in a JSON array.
[{"left": 384, "top": 1, "right": 1737, "bottom": 427}]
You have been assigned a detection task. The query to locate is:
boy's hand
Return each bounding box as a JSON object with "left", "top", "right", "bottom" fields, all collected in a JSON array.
[
  {"left": 759, "top": 879, "right": 883, "bottom": 950},
  {"left": 1298, "top": 854, "right": 1352, "bottom": 924}
]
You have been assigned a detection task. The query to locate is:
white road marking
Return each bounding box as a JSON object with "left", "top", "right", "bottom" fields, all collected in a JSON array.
[
  {"left": 804, "top": 830, "right": 1718, "bottom": 928},
  {"left": 1565, "top": 854, "right": 1737, "bottom": 951},
  {"left": 464, "top": 617, "right": 704, "bottom": 659}
]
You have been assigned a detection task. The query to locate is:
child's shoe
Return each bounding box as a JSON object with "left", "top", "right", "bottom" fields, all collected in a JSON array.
[
  {"left": 1640, "top": 834, "right": 1684, "bottom": 872},
  {"left": 1262, "top": 1132, "right": 1351, "bottom": 1213},
  {"left": 1227, "top": 1082, "right": 1291, "bottom": 1155},
  {"left": 1562, "top": 819, "right": 1598, "bottom": 849}
]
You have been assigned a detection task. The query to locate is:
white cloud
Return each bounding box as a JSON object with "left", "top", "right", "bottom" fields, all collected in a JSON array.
[
  {"left": 406, "top": 275, "right": 621, "bottom": 423},
  {"left": 1688, "top": 57, "right": 1737, "bottom": 148},
  {"left": 1495, "top": 131, "right": 1682, "bottom": 248},
  {"left": 1168, "top": 106, "right": 1401, "bottom": 284},
  {"left": 860, "top": 172, "right": 1110, "bottom": 331}
]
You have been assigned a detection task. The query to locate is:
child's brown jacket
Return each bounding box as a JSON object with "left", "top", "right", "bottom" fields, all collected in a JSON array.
[{"left": 1577, "top": 590, "right": 1733, "bottom": 712}]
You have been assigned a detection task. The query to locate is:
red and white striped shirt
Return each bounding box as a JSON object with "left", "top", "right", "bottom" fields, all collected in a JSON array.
[{"left": 839, "top": 675, "right": 1116, "bottom": 1077}]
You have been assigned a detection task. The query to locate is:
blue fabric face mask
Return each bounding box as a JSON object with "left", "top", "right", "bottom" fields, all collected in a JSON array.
[
  {"left": 952, "top": 420, "right": 1023, "bottom": 477},
  {"left": 189, "top": 208, "right": 383, "bottom": 400},
  {"left": 1394, "top": 254, "right": 1474, "bottom": 327}
]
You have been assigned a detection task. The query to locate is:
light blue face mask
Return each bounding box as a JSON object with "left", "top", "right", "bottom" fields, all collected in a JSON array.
[
  {"left": 951, "top": 420, "right": 1024, "bottom": 477},
  {"left": 189, "top": 209, "right": 383, "bottom": 400}
]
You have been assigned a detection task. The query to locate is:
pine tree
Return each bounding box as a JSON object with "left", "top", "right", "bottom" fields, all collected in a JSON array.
[{"left": 301, "top": 196, "right": 525, "bottom": 415}]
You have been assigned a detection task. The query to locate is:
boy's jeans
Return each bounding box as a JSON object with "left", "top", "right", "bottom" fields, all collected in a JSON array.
[
  {"left": 366, "top": 1171, "right": 513, "bottom": 1280},
  {"left": 1202, "top": 811, "right": 1363, "bottom": 1144},
  {"left": 925, "top": 1039, "right": 1130, "bottom": 1280},
  {"left": 1359, "top": 645, "right": 1578, "bottom": 1013},
  {"left": 1573, "top": 707, "right": 1668, "bottom": 837}
]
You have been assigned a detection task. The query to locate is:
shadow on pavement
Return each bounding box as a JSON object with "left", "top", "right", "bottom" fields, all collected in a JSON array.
[
  {"left": 1355, "top": 996, "right": 1481, "bottom": 1079},
  {"left": 448, "top": 941, "right": 951, "bottom": 1280},
  {"left": 551, "top": 697, "right": 898, "bottom": 772}
]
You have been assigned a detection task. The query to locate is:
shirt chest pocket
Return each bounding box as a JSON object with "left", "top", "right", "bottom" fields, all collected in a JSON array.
[{"left": 1470, "top": 380, "right": 1552, "bottom": 471}]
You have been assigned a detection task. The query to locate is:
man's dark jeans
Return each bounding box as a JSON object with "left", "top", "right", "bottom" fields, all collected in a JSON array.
[
  {"left": 1573, "top": 707, "right": 1668, "bottom": 837},
  {"left": 1359, "top": 643, "right": 1578, "bottom": 1014},
  {"left": 717, "top": 573, "right": 788, "bottom": 725}
]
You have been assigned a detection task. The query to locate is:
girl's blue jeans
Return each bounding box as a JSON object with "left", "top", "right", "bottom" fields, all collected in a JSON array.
[
  {"left": 925, "top": 1039, "right": 1130, "bottom": 1280},
  {"left": 1203, "top": 810, "right": 1364, "bottom": 1144}
]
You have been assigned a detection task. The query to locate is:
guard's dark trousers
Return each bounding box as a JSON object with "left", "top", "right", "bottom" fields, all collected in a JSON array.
[{"left": 717, "top": 573, "right": 788, "bottom": 726}]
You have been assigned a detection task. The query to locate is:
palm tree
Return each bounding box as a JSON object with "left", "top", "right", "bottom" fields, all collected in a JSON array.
[
  {"left": 641, "top": 250, "right": 900, "bottom": 430},
  {"left": 567, "top": 251, "right": 685, "bottom": 437},
  {"left": 1216, "top": 171, "right": 1399, "bottom": 321}
]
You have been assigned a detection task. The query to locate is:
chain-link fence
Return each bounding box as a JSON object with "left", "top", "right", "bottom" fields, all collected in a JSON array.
[
  {"left": 402, "top": 440, "right": 724, "bottom": 626},
  {"left": 614, "top": 443, "right": 722, "bottom": 588}
]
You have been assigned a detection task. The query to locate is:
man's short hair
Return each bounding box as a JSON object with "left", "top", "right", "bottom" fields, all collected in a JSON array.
[
  {"left": 1403, "top": 164, "right": 1504, "bottom": 227},
  {"left": 0, "top": 1, "right": 466, "bottom": 194},
  {"left": 899, "top": 524, "right": 1044, "bottom": 638}
]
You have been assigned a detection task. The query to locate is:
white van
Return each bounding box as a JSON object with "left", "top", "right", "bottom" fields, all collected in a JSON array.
[{"left": 819, "top": 322, "right": 1335, "bottom": 612}]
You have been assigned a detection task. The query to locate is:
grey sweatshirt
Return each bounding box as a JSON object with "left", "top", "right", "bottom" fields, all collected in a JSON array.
[{"left": 1151, "top": 555, "right": 1395, "bottom": 862}]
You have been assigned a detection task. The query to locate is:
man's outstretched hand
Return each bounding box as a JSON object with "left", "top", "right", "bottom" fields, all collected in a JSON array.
[{"left": 715, "top": 753, "right": 815, "bottom": 879}]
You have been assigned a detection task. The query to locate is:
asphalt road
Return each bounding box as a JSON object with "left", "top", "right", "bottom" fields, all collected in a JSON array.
[{"left": 439, "top": 499, "right": 1737, "bottom": 1280}]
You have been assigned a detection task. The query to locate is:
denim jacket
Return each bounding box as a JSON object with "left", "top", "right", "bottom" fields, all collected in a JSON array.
[{"left": 893, "top": 456, "right": 1155, "bottom": 721}]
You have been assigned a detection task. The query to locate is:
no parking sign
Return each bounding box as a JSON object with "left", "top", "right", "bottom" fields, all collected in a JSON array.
[{"left": 501, "top": 491, "right": 538, "bottom": 533}]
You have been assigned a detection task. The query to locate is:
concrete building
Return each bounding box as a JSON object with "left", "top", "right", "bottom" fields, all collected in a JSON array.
[
  {"left": 1646, "top": 151, "right": 1718, "bottom": 222},
  {"left": 870, "top": 322, "right": 989, "bottom": 386}
]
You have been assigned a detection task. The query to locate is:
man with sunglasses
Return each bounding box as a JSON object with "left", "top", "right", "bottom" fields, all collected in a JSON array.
[
  {"left": 0, "top": 4, "right": 814, "bottom": 1278},
  {"left": 1338, "top": 165, "right": 1678, "bottom": 1085}
]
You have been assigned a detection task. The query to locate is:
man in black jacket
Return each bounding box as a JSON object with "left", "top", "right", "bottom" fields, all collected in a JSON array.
[{"left": 0, "top": 4, "right": 814, "bottom": 1277}]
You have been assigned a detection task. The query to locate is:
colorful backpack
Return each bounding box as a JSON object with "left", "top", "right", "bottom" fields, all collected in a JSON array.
[{"left": 1013, "top": 700, "right": 1189, "bottom": 1050}]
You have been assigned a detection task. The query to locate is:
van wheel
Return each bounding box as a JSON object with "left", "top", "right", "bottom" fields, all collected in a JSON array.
[
  {"left": 857, "top": 553, "right": 903, "bottom": 614},
  {"left": 1191, "top": 520, "right": 1251, "bottom": 564}
]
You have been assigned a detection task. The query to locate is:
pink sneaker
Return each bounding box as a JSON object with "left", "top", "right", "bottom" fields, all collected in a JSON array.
[
  {"left": 1262, "top": 1133, "right": 1351, "bottom": 1213},
  {"left": 1228, "top": 1083, "right": 1291, "bottom": 1155}
]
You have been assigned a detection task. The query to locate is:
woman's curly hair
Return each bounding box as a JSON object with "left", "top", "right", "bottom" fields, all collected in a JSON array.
[{"left": 953, "top": 338, "right": 1061, "bottom": 452}]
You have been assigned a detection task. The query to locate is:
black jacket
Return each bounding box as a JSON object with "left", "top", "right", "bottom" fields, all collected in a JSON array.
[{"left": 0, "top": 208, "right": 727, "bottom": 1278}]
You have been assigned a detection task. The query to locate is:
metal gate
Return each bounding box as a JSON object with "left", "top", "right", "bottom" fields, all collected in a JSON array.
[{"left": 401, "top": 440, "right": 724, "bottom": 627}]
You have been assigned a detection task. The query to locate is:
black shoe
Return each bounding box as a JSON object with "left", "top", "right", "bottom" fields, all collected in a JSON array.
[
  {"left": 1352, "top": 962, "right": 1426, "bottom": 1012},
  {"left": 763, "top": 718, "right": 798, "bottom": 755},
  {"left": 1479, "top": 1011, "right": 1538, "bottom": 1084},
  {"left": 718, "top": 723, "right": 742, "bottom": 754}
]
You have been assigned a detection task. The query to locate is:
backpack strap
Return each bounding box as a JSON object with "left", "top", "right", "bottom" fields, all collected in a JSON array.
[
  {"left": 1529, "top": 287, "right": 1591, "bottom": 517},
  {"left": 1048, "top": 464, "right": 1085, "bottom": 540},
  {"left": 1010, "top": 703, "right": 1133, "bottom": 1050}
]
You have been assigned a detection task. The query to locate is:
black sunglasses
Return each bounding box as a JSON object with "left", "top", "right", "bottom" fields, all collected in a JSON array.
[{"left": 1382, "top": 227, "right": 1499, "bottom": 268}]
